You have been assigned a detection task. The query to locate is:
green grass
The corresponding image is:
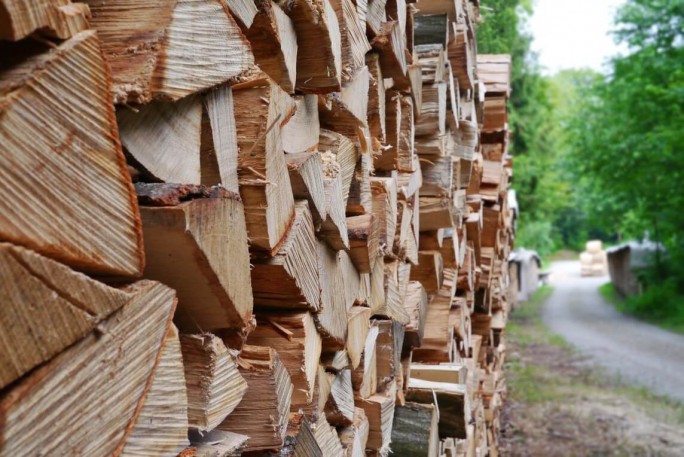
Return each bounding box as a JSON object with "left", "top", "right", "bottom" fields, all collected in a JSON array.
[{"left": 598, "top": 282, "right": 684, "bottom": 334}]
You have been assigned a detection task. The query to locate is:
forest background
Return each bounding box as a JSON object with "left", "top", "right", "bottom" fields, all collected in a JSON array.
[{"left": 478, "top": 0, "right": 684, "bottom": 326}]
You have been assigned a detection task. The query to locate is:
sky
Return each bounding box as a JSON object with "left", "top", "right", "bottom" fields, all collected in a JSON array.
[{"left": 528, "top": 0, "right": 627, "bottom": 74}]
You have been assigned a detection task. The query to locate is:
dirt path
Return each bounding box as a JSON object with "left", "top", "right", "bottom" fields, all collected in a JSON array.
[{"left": 543, "top": 260, "right": 684, "bottom": 401}]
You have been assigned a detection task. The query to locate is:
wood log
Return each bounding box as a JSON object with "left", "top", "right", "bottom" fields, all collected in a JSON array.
[
  {"left": 284, "top": 0, "right": 343, "bottom": 93},
  {"left": 391, "top": 402, "right": 440, "bottom": 457},
  {"left": 244, "top": 0, "right": 297, "bottom": 93},
  {"left": 313, "top": 415, "right": 345, "bottom": 455},
  {"left": 402, "top": 281, "right": 428, "bottom": 350},
  {"left": 137, "top": 184, "right": 253, "bottom": 332},
  {"left": 225, "top": 0, "right": 257, "bottom": 28},
  {"left": 365, "top": 0, "right": 386, "bottom": 37},
  {"left": 0, "top": 243, "right": 131, "bottom": 389},
  {"left": 321, "top": 172, "right": 351, "bottom": 251},
  {"left": 410, "top": 363, "right": 467, "bottom": 385},
  {"left": 316, "top": 241, "right": 353, "bottom": 348},
  {"left": 122, "top": 325, "right": 189, "bottom": 456},
  {"left": 251, "top": 201, "right": 321, "bottom": 311},
  {"left": 366, "top": 53, "right": 386, "bottom": 142},
  {"left": 370, "top": 21, "right": 407, "bottom": 79},
  {"left": 179, "top": 334, "right": 248, "bottom": 432},
  {"left": 319, "top": 66, "right": 369, "bottom": 137},
  {"left": 0, "top": 281, "right": 182, "bottom": 456},
  {"left": 374, "top": 319, "right": 404, "bottom": 392},
  {"left": 286, "top": 153, "right": 327, "bottom": 223},
  {"left": 419, "top": 196, "right": 453, "bottom": 231},
  {"left": 346, "top": 306, "right": 371, "bottom": 370},
  {"left": 0, "top": 0, "right": 88, "bottom": 40},
  {"left": 420, "top": 155, "right": 453, "bottom": 197},
  {"left": 283, "top": 95, "right": 321, "bottom": 153},
  {"left": 416, "top": 82, "right": 447, "bottom": 137},
  {"left": 0, "top": 31, "right": 143, "bottom": 277},
  {"left": 332, "top": 0, "right": 371, "bottom": 81},
  {"left": 86, "top": 0, "right": 254, "bottom": 103},
  {"left": 372, "top": 260, "right": 411, "bottom": 323},
  {"left": 233, "top": 78, "right": 296, "bottom": 254},
  {"left": 406, "top": 378, "right": 467, "bottom": 439},
  {"left": 118, "top": 84, "right": 238, "bottom": 189},
  {"left": 338, "top": 407, "right": 370, "bottom": 457},
  {"left": 217, "top": 345, "right": 293, "bottom": 452},
  {"left": 351, "top": 323, "right": 378, "bottom": 399},
  {"left": 417, "top": 44, "right": 445, "bottom": 84},
  {"left": 320, "top": 350, "right": 352, "bottom": 372},
  {"left": 321, "top": 369, "right": 355, "bottom": 426},
  {"left": 414, "top": 14, "right": 449, "bottom": 48},
  {"left": 448, "top": 23, "right": 474, "bottom": 91},
  {"left": 346, "top": 214, "right": 380, "bottom": 274},
  {"left": 410, "top": 250, "right": 443, "bottom": 293},
  {"left": 357, "top": 380, "right": 396, "bottom": 454},
  {"left": 411, "top": 295, "right": 452, "bottom": 363},
  {"left": 347, "top": 150, "right": 373, "bottom": 215},
  {"left": 319, "top": 129, "right": 359, "bottom": 206},
  {"left": 370, "top": 177, "right": 398, "bottom": 254}
]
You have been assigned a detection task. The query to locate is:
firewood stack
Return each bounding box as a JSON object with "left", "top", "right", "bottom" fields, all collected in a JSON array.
[{"left": 0, "top": 0, "right": 514, "bottom": 455}]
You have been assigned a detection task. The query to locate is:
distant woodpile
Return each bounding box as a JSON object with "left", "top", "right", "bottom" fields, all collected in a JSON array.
[{"left": 0, "top": 0, "right": 516, "bottom": 455}]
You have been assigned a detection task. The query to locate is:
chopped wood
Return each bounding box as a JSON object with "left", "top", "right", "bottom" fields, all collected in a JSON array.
[
  {"left": 347, "top": 150, "right": 373, "bottom": 215},
  {"left": 370, "top": 177, "right": 398, "bottom": 253},
  {"left": 419, "top": 196, "right": 454, "bottom": 231},
  {"left": 233, "top": 78, "right": 296, "bottom": 254},
  {"left": 319, "top": 129, "right": 360, "bottom": 205},
  {"left": 346, "top": 214, "right": 380, "bottom": 273},
  {"left": 332, "top": 0, "right": 372, "bottom": 81},
  {"left": 0, "top": 281, "right": 179, "bottom": 456},
  {"left": 402, "top": 281, "right": 428, "bottom": 350},
  {"left": 180, "top": 334, "right": 248, "bottom": 432},
  {"left": 0, "top": 243, "right": 130, "bottom": 389},
  {"left": 225, "top": 0, "right": 258, "bottom": 28},
  {"left": 366, "top": 53, "right": 386, "bottom": 142},
  {"left": 324, "top": 368, "right": 356, "bottom": 426},
  {"left": 122, "top": 325, "right": 190, "bottom": 457},
  {"left": 138, "top": 185, "right": 253, "bottom": 332},
  {"left": 217, "top": 345, "right": 293, "bottom": 452},
  {"left": 0, "top": 0, "right": 87, "bottom": 40},
  {"left": 371, "top": 21, "right": 407, "bottom": 79},
  {"left": 410, "top": 250, "right": 444, "bottom": 293},
  {"left": 339, "top": 407, "right": 370, "bottom": 457},
  {"left": 284, "top": 0, "right": 343, "bottom": 93},
  {"left": 411, "top": 295, "right": 452, "bottom": 363},
  {"left": 244, "top": 0, "right": 297, "bottom": 93},
  {"left": 320, "top": 173, "right": 351, "bottom": 250},
  {"left": 0, "top": 31, "right": 143, "bottom": 277},
  {"left": 346, "top": 306, "right": 372, "bottom": 369},
  {"left": 283, "top": 95, "right": 321, "bottom": 153},
  {"left": 251, "top": 201, "right": 321, "bottom": 311},
  {"left": 319, "top": 65, "right": 369, "bottom": 137},
  {"left": 286, "top": 153, "right": 328, "bottom": 223},
  {"left": 87, "top": 0, "right": 254, "bottom": 103},
  {"left": 416, "top": 82, "right": 447, "bottom": 137},
  {"left": 365, "top": 0, "right": 387, "bottom": 37},
  {"left": 357, "top": 380, "right": 397, "bottom": 454},
  {"left": 316, "top": 241, "right": 353, "bottom": 348},
  {"left": 391, "top": 402, "right": 440, "bottom": 457},
  {"left": 406, "top": 378, "right": 468, "bottom": 439},
  {"left": 187, "top": 430, "right": 249, "bottom": 457},
  {"left": 351, "top": 323, "right": 379, "bottom": 399},
  {"left": 313, "top": 415, "right": 345, "bottom": 455},
  {"left": 410, "top": 363, "right": 466, "bottom": 385},
  {"left": 414, "top": 14, "right": 449, "bottom": 48},
  {"left": 118, "top": 84, "right": 238, "bottom": 189}
]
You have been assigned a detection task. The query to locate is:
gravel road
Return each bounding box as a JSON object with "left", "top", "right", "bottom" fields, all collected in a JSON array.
[{"left": 542, "top": 260, "right": 684, "bottom": 402}]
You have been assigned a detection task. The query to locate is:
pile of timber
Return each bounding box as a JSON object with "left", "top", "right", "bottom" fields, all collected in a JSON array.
[{"left": 0, "top": 0, "right": 514, "bottom": 455}]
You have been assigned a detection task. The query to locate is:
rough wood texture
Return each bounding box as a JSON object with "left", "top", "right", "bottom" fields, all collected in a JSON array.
[
  {"left": 358, "top": 381, "right": 397, "bottom": 453},
  {"left": 138, "top": 184, "right": 253, "bottom": 332},
  {"left": 0, "top": 281, "right": 180, "bottom": 456},
  {"left": 283, "top": 95, "right": 320, "bottom": 153},
  {"left": 347, "top": 214, "right": 380, "bottom": 274},
  {"left": 180, "top": 334, "right": 248, "bottom": 432},
  {"left": 247, "top": 313, "right": 322, "bottom": 413},
  {"left": 316, "top": 241, "right": 354, "bottom": 347},
  {"left": 318, "top": 129, "right": 359, "bottom": 205},
  {"left": 406, "top": 378, "right": 468, "bottom": 439},
  {"left": 187, "top": 430, "right": 249, "bottom": 456},
  {"left": 284, "top": 0, "right": 343, "bottom": 93},
  {"left": 332, "top": 0, "right": 371, "bottom": 81},
  {"left": 0, "top": 243, "right": 130, "bottom": 389},
  {"left": 87, "top": 0, "right": 254, "bottom": 103},
  {"left": 118, "top": 85, "right": 239, "bottom": 190},
  {"left": 286, "top": 153, "right": 327, "bottom": 223},
  {"left": 251, "top": 201, "right": 321, "bottom": 311},
  {"left": 346, "top": 306, "right": 371, "bottom": 370},
  {"left": 217, "top": 345, "right": 293, "bottom": 452},
  {"left": 390, "top": 402, "right": 440, "bottom": 457},
  {"left": 0, "top": 0, "right": 88, "bottom": 40},
  {"left": 402, "top": 281, "right": 428, "bottom": 350},
  {"left": 233, "top": 78, "right": 296, "bottom": 254},
  {"left": 416, "top": 82, "right": 447, "bottom": 137},
  {"left": 0, "top": 31, "right": 143, "bottom": 277},
  {"left": 122, "top": 325, "right": 189, "bottom": 457},
  {"left": 244, "top": 0, "right": 297, "bottom": 93},
  {"left": 339, "top": 408, "right": 369, "bottom": 457},
  {"left": 366, "top": 53, "right": 386, "bottom": 142},
  {"left": 319, "top": 65, "right": 369, "bottom": 137},
  {"left": 371, "top": 21, "right": 407, "bottom": 79},
  {"left": 351, "top": 323, "right": 379, "bottom": 399}
]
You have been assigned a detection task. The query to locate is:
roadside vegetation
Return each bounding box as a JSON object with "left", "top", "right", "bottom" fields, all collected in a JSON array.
[{"left": 500, "top": 287, "right": 684, "bottom": 456}]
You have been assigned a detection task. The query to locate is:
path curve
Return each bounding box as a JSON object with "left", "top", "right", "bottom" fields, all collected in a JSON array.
[{"left": 542, "top": 260, "right": 684, "bottom": 402}]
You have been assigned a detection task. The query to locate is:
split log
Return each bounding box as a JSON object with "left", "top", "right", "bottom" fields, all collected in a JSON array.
[
  {"left": 375, "top": 319, "right": 404, "bottom": 391},
  {"left": 0, "top": 0, "right": 88, "bottom": 40},
  {"left": 0, "top": 281, "right": 181, "bottom": 456},
  {"left": 313, "top": 416, "right": 345, "bottom": 455},
  {"left": 414, "top": 14, "right": 449, "bottom": 48},
  {"left": 225, "top": 0, "right": 257, "bottom": 28},
  {"left": 411, "top": 295, "right": 452, "bottom": 363},
  {"left": 0, "top": 243, "right": 130, "bottom": 389},
  {"left": 402, "top": 281, "right": 428, "bottom": 350},
  {"left": 338, "top": 408, "right": 370, "bottom": 457},
  {"left": 346, "top": 306, "right": 371, "bottom": 370},
  {"left": 187, "top": 430, "right": 249, "bottom": 456},
  {"left": 180, "top": 334, "right": 248, "bottom": 432},
  {"left": 122, "top": 325, "right": 189, "bottom": 456},
  {"left": 448, "top": 23, "right": 474, "bottom": 91},
  {"left": 332, "top": 0, "right": 371, "bottom": 81},
  {"left": 365, "top": 0, "right": 386, "bottom": 37},
  {"left": 410, "top": 250, "right": 443, "bottom": 293},
  {"left": 420, "top": 155, "right": 453, "bottom": 197},
  {"left": 347, "top": 151, "right": 373, "bottom": 215},
  {"left": 320, "top": 173, "right": 351, "bottom": 250},
  {"left": 366, "top": 53, "right": 386, "bottom": 142},
  {"left": 417, "top": 44, "right": 446, "bottom": 84},
  {"left": 346, "top": 214, "right": 380, "bottom": 273},
  {"left": 351, "top": 323, "right": 378, "bottom": 399},
  {"left": 284, "top": 0, "right": 343, "bottom": 93},
  {"left": 217, "top": 345, "right": 293, "bottom": 452},
  {"left": 319, "top": 129, "right": 360, "bottom": 206},
  {"left": 244, "top": 0, "right": 297, "bottom": 93},
  {"left": 233, "top": 78, "right": 296, "bottom": 254},
  {"left": 320, "top": 369, "right": 355, "bottom": 426},
  {"left": 251, "top": 201, "right": 321, "bottom": 311},
  {"left": 316, "top": 241, "right": 353, "bottom": 348},
  {"left": 286, "top": 153, "right": 327, "bottom": 223},
  {"left": 319, "top": 65, "right": 369, "bottom": 137},
  {"left": 247, "top": 313, "right": 322, "bottom": 413},
  {"left": 358, "top": 380, "right": 397, "bottom": 454},
  {"left": 118, "top": 84, "right": 238, "bottom": 190},
  {"left": 283, "top": 95, "right": 320, "bottom": 154},
  {"left": 410, "top": 363, "right": 466, "bottom": 385},
  {"left": 372, "top": 260, "right": 411, "bottom": 323},
  {"left": 137, "top": 184, "right": 253, "bottom": 332},
  {"left": 406, "top": 378, "right": 468, "bottom": 439},
  {"left": 320, "top": 350, "right": 352, "bottom": 372},
  {"left": 370, "top": 177, "right": 398, "bottom": 253},
  {"left": 371, "top": 21, "right": 407, "bottom": 79},
  {"left": 391, "top": 402, "right": 440, "bottom": 457},
  {"left": 419, "top": 196, "right": 453, "bottom": 231},
  {"left": 86, "top": 0, "right": 254, "bottom": 103},
  {"left": 0, "top": 31, "right": 143, "bottom": 277},
  {"left": 416, "top": 82, "right": 447, "bottom": 137}
]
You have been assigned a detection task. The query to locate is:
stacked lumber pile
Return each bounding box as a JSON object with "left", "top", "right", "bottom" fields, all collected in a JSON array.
[
  {"left": 580, "top": 240, "right": 608, "bottom": 277},
  {"left": 0, "top": 0, "right": 514, "bottom": 455}
]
